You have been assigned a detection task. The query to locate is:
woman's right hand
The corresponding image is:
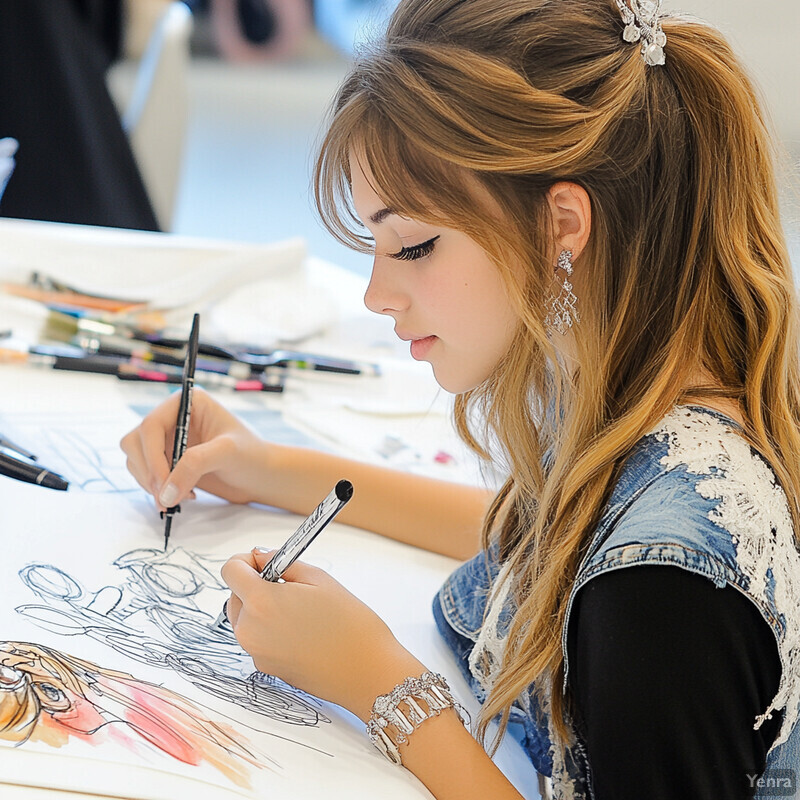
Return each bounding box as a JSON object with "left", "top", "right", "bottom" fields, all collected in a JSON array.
[{"left": 120, "top": 388, "right": 267, "bottom": 510}]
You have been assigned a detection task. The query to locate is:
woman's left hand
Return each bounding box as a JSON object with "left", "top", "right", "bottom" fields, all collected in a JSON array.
[{"left": 221, "top": 550, "right": 427, "bottom": 721}]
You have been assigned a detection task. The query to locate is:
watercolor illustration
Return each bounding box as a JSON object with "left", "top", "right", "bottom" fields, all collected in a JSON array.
[{"left": 0, "top": 641, "right": 273, "bottom": 788}]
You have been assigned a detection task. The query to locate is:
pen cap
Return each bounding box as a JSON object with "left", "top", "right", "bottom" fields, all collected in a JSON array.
[{"left": 335, "top": 479, "right": 353, "bottom": 502}]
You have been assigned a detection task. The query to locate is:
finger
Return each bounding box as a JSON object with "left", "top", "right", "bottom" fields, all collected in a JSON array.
[
  {"left": 157, "top": 435, "right": 236, "bottom": 509},
  {"left": 250, "top": 548, "right": 276, "bottom": 572},
  {"left": 279, "top": 558, "right": 332, "bottom": 585},
  {"left": 224, "top": 551, "right": 259, "bottom": 571},
  {"left": 221, "top": 553, "right": 267, "bottom": 602},
  {"left": 122, "top": 447, "right": 158, "bottom": 495},
  {"left": 251, "top": 548, "right": 330, "bottom": 585},
  {"left": 120, "top": 428, "right": 159, "bottom": 494},
  {"left": 224, "top": 592, "right": 243, "bottom": 628},
  {"left": 137, "top": 393, "right": 182, "bottom": 498}
]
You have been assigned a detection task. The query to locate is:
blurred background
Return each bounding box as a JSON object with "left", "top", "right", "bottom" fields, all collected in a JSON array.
[{"left": 1, "top": 0, "right": 798, "bottom": 279}]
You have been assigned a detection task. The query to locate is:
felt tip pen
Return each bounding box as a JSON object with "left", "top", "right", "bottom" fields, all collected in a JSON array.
[
  {"left": 132, "top": 336, "right": 379, "bottom": 377},
  {"left": 162, "top": 314, "right": 200, "bottom": 551},
  {"left": 4, "top": 281, "right": 143, "bottom": 313},
  {"left": 0, "top": 345, "right": 272, "bottom": 392},
  {"left": 213, "top": 479, "right": 354, "bottom": 631},
  {"left": 117, "top": 367, "right": 183, "bottom": 385},
  {"left": 117, "top": 363, "right": 285, "bottom": 392},
  {"left": 71, "top": 334, "right": 253, "bottom": 378},
  {"left": 245, "top": 351, "right": 379, "bottom": 377},
  {"left": 4, "top": 349, "right": 178, "bottom": 379},
  {"left": 34, "top": 352, "right": 130, "bottom": 375},
  {"left": 0, "top": 451, "right": 69, "bottom": 491}
]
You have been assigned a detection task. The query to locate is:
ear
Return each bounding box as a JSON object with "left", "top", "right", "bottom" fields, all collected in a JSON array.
[{"left": 545, "top": 182, "right": 591, "bottom": 260}]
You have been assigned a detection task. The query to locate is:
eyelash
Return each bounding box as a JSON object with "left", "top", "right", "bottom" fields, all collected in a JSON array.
[{"left": 387, "top": 236, "right": 440, "bottom": 262}]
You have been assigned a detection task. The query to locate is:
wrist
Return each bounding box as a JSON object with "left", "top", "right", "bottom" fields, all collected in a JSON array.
[
  {"left": 348, "top": 645, "right": 429, "bottom": 723},
  {"left": 240, "top": 438, "right": 285, "bottom": 505},
  {"left": 365, "top": 670, "right": 471, "bottom": 768}
]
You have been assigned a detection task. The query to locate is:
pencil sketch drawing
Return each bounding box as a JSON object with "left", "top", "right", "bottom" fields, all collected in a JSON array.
[
  {"left": 15, "top": 547, "right": 331, "bottom": 732},
  {"left": 0, "top": 640, "right": 273, "bottom": 788}
]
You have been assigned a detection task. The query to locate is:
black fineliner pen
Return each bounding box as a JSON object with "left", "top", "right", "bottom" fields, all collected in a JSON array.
[
  {"left": 0, "top": 451, "right": 69, "bottom": 491},
  {"left": 213, "top": 479, "right": 354, "bottom": 631},
  {"left": 161, "top": 313, "right": 200, "bottom": 551}
]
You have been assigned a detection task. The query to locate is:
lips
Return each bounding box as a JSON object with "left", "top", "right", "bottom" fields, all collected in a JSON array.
[
  {"left": 409, "top": 335, "right": 437, "bottom": 360},
  {"left": 394, "top": 329, "right": 438, "bottom": 360}
]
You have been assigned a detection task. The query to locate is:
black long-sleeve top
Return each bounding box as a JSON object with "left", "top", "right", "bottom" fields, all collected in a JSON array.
[{"left": 566, "top": 565, "right": 783, "bottom": 799}]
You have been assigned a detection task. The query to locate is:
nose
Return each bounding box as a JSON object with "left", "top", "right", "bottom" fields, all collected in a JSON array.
[{"left": 363, "top": 256, "right": 409, "bottom": 316}]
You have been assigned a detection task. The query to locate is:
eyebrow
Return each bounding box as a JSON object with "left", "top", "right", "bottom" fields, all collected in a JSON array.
[{"left": 369, "top": 207, "right": 394, "bottom": 224}]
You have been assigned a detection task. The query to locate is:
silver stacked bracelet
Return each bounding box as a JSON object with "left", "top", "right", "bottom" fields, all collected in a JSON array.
[{"left": 366, "top": 671, "right": 470, "bottom": 766}]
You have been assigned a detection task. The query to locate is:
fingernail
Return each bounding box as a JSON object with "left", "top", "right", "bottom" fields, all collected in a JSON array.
[
  {"left": 159, "top": 483, "right": 179, "bottom": 507},
  {"left": 254, "top": 546, "right": 272, "bottom": 554}
]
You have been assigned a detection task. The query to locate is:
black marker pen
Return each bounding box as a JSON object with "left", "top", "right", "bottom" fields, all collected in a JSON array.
[
  {"left": 0, "top": 451, "right": 68, "bottom": 491},
  {"left": 213, "top": 479, "right": 354, "bottom": 631}
]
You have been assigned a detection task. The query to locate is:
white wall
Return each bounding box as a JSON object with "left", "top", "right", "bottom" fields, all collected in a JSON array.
[{"left": 664, "top": 0, "right": 800, "bottom": 159}]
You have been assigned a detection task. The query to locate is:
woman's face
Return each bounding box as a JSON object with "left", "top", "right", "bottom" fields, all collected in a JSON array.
[
  {"left": 0, "top": 643, "right": 86, "bottom": 743},
  {"left": 350, "top": 152, "right": 520, "bottom": 394}
]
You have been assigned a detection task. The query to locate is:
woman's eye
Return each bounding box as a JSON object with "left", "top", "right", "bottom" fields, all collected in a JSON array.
[
  {"left": 33, "top": 681, "right": 71, "bottom": 711},
  {"left": 37, "top": 683, "right": 65, "bottom": 703},
  {"left": 387, "top": 236, "right": 440, "bottom": 262}
]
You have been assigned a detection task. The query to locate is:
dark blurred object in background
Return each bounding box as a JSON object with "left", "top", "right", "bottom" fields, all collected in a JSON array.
[
  {"left": 187, "top": 0, "right": 312, "bottom": 62},
  {"left": 0, "top": 0, "right": 159, "bottom": 231}
]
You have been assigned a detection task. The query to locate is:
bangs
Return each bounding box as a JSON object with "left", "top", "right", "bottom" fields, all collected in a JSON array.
[{"left": 314, "top": 81, "right": 491, "bottom": 253}]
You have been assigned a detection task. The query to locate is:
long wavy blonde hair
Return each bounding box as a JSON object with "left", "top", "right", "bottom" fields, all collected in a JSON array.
[{"left": 314, "top": 0, "right": 800, "bottom": 744}]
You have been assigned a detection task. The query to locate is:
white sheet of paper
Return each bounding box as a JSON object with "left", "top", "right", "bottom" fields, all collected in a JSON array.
[
  {"left": 0, "top": 405, "right": 537, "bottom": 800},
  {"left": 0, "top": 482, "right": 445, "bottom": 799}
]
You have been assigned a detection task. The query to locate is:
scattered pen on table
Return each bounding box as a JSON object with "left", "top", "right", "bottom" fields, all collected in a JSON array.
[
  {"left": 70, "top": 334, "right": 252, "bottom": 378},
  {"left": 0, "top": 450, "right": 68, "bottom": 491},
  {"left": 0, "top": 346, "right": 285, "bottom": 392},
  {"left": 213, "top": 479, "right": 354, "bottom": 632},
  {"left": 127, "top": 337, "right": 378, "bottom": 377},
  {"left": 117, "top": 362, "right": 285, "bottom": 392},
  {"left": 39, "top": 307, "right": 380, "bottom": 377},
  {"left": 161, "top": 313, "right": 200, "bottom": 551},
  {"left": 0, "top": 434, "right": 37, "bottom": 461}
]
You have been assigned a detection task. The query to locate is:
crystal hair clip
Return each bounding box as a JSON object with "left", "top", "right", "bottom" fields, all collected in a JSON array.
[{"left": 615, "top": 0, "right": 667, "bottom": 66}]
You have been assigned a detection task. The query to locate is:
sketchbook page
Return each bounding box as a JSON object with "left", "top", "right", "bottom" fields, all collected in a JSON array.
[
  {"left": 0, "top": 482, "right": 440, "bottom": 800},
  {"left": 278, "top": 362, "right": 505, "bottom": 488},
  {"left": 0, "top": 477, "right": 538, "bottom": 800},
  {"left": 0, "top": 369, "right": 144, "bottom": 496}
]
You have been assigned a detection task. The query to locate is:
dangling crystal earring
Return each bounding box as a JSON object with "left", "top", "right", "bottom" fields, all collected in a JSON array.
[{"left": 543, "top": 249, "right": 579, "bottom": 335}]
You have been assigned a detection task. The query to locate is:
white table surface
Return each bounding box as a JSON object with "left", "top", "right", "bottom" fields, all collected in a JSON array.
[{"left": 0, "top": 218, "right": 540, "bottom": 800}]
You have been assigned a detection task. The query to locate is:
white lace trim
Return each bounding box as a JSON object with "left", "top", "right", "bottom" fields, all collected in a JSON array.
[
  {"left": 468, "top": 560, "right": 513, "bottom": 696},
  {"left": 541, "top": 674, "right": 582, "bottom": 800},
  {"left": 652, "top": 406, "right": 800, "bottom": 745},
  {"left": 469, "top": 559, "right": 584, "bottom": 798}
]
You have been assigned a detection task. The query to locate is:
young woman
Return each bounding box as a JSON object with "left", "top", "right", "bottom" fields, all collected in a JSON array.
[{"left": 121, "top": 1, "right": 800, "bottom": 797}]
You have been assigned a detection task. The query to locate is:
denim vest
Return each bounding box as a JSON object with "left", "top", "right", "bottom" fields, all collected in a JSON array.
[{"left": 434, "top": 405, "right": 800, "bottom": 799}]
